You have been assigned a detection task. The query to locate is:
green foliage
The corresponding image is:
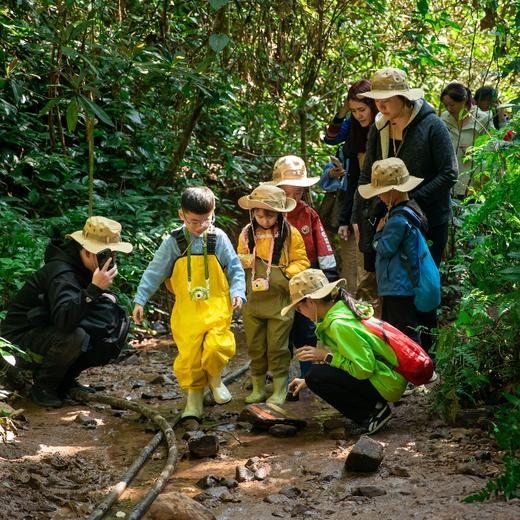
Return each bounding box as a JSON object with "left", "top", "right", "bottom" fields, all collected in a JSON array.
[
  {"left": 434, "top": 112, "right": 520, "bottom": 421},
  {"left": 465, "top": 386, "right": 520, "bottom": 502}
]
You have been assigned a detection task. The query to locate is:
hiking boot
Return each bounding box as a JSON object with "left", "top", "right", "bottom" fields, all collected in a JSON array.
[
  {"left": 360, "top": 402, "right": 392, "bottom": 435},
  {"left": 29, "top": 383, "right": 63, "bottom": 408},
  {"left": 58, "top": 378, "right": 96, "bottom": 399}
]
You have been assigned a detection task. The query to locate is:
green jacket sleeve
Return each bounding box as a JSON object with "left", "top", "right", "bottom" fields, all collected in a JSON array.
[{"left": 326, "top": 318, "right": 376, "bottom": 380}]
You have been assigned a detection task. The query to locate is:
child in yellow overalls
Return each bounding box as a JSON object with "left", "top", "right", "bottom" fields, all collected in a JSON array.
[
  {"left": 133, "top": 187, "right": 246, "bottom": 424},
  {"left": 237, "top": 185, "right": 310, "bottom": 405}
]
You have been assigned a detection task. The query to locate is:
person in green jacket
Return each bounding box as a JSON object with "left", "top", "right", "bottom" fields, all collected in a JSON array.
[{"left": 284, "top": 269, "right": 406, "bottom": 435}]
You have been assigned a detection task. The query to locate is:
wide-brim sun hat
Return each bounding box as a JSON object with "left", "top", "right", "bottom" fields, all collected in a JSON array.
[
  {"left": 358, "top": 67, "right": 424, "bottom": 101},
  {"left": 67, "top": 216, "right": 133, "bottom": 254},
  {"left": 358, "top": 157, "right": 423, "bottom": 199},
  {"left": 262, "top": 155, "right": 320, "bottom": 188},
  {"left": 281, "top": 269, "right": 346, "bottom": 316},
  {"left": 238, "top": 184, "right": 297, "bottom": 213}
]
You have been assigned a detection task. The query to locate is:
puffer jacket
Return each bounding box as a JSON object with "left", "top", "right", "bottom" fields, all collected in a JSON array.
[
  {"left": 2, "top": 239, "right": 104, "bottom": 342},
  {"left": 372, "top": 200, "right": 428, "bottom": 297}
]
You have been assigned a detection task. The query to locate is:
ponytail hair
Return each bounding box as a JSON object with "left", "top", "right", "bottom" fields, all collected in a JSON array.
[{"left": 321, "top": 287, "right": 374, "bottom": 320}]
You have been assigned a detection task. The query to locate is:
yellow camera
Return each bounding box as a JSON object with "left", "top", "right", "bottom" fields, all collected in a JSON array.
[
  {"left": 251, "top": 277, "right": 269, "bottom": 292},
  {"left": 189, "top": 286, "right": 209, "bottom": 301}
]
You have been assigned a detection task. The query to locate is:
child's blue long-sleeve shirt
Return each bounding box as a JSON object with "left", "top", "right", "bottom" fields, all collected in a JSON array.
[{"left": 134, "top": 225, "right": 246, "bottom": 306}]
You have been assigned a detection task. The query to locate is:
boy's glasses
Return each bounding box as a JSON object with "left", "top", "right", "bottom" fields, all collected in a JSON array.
[{"left": 183, "top": 214, "right": 215, "bottom": 226}]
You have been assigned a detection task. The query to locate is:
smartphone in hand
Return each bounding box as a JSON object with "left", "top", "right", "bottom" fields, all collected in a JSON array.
[{"left": 96, "top": 248, "right": 115, "bottom": 268}]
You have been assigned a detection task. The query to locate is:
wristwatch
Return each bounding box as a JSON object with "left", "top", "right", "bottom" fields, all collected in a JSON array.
[{"left": 324, "top": 353, "right": 333, "bottom": 365}]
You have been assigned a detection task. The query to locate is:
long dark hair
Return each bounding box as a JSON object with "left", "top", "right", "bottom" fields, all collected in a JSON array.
[
  {"left": 345, "top": 79, "right": 377, "bottom": 156},
  {"left": 441, "top": 82, "right": 473, "bottom": 110},
  {"left": 247, "top": 212, "right": 290, "bottom": 264}
]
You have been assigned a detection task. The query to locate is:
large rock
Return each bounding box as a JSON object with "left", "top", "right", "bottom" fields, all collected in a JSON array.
[
  {"left": 145, "top": 491, "right": 216, "bottom": 520},
  {"left": 188, "top": 433, "right": 219, "bottom": 458},
  {"left": 239, "top": 403, "right": 306, "bottom": 431},
  {"left": 344, "top": 435, "right": 384, "bottom": 473}
]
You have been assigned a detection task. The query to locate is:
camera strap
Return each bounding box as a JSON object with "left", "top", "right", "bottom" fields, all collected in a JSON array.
[
  {"left": 251, "top": 231, "right": 276, "bottom": 283},
  {"left": 184, "top": 228, "right": 210, "bottom": 295}
]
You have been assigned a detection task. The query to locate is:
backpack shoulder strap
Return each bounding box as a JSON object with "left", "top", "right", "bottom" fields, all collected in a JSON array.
[
  {"left": 207, "top": 230, "right": 217, "bottom": 255},
  {"left": 171, "top": 228, "right": 188, "bottom": 257}
]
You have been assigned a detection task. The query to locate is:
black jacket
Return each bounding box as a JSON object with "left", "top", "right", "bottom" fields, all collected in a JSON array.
[
  {"left": 353, "top": 100, "right": 458, "bottom": 228},
  {"left": 2, "top": 239, "right": 104, "bottom": 342}
]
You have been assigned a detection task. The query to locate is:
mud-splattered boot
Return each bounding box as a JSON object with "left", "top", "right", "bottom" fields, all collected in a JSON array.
[
  {"left": 266, "top": 375, "right": 288, "bottom": 406},
  {"left": 181, "top": 388, "right": 204, "bottom": 420},
  {"left": 208, "top": 372, "right": 232, "bottom": 404},
  {"left": 245, "top": 375, "right": 267, "bottom": 404}
]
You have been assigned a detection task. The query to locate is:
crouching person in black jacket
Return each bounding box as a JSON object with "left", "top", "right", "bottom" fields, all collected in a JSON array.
[{"left": 2, "top": 216, "right": 133, "bottom": 407}]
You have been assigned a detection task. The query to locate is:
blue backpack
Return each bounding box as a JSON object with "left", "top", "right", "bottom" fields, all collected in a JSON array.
[{"left": 394, "top": 206, "right": 441, "bottom": 312}]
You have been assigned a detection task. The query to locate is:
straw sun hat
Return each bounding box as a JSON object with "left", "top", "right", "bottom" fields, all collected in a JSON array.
[
  {"left": 263, "top": 155, "right": 319, "bottom": 188},
  {"left": 238, "top": 184, "right": 296, "bottom": 213},
  {"left": 281, "top": 269, "right": 346, "bottom": 317},
  {"left": 359, "top": 67, "right": 424, "bottom": 101},
  {"left": 358, "top": 158, "right": 423, "bottom": 199},
  {"left": 67, "top": 216, "right": 133, "bottom": 254}
]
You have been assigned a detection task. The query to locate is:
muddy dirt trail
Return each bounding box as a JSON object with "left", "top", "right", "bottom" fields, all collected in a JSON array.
[{"left": 1, "top": 324, "right": 519, "bottom": 520}]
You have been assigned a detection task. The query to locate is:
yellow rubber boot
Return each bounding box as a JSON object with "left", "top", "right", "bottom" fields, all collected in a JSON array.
[
  {"left": 266, "top": 376, "right": 288, "bottom": 406},
  {"left": 181, "top": 388, "right": 204, "bottom": 419},
  {"left": 208, "top": 373, "right": 232, "bottom": 404},
  {"left": 245, "top": 375, "right": 267, "bottom": 404}
]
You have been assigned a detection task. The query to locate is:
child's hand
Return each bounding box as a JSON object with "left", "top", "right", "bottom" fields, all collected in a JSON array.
[
  {"left": 132, "top": 304, "right": 144, "bottom": 325},
  {"left": 295, "top": 346, "right": 329, "bottom": 362},
  {"left": 232, "top": 296, "right": 243, "bottom": 311},
  {"left": 288, "top": 377, "right": 307, "bottom": 397}
]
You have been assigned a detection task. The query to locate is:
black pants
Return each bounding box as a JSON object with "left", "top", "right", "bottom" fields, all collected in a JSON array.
[
  {"left": 8, "top": 325, "right": 119, "bottom": 390},
  {"left": 305, "top": 364, "right": 383, "bottom": 423},
  {"left": 382, "top": 295, "right": 420, "bottom": 344}
]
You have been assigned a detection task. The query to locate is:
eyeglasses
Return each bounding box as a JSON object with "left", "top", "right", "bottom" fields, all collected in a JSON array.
[{"left": 183, "top": 213, "right": 215, "bottom": 226}]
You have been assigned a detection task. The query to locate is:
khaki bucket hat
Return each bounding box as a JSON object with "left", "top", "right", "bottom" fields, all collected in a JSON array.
[
  {"left": 358, "top": 158, "right": 423, "bottom": 199},
  {"left": 281, "top": 269, "right": 346, "bottom": 317},
  {"left": 263, "top": 155, "right": 319, "bottom": 187},
  {"left": 67, "top": 216, "right": 133, "bottom": 254},
  {"left": 238, "top": 184, "right": 297, "bottom": 213},
  {"left": 359, "top": 67, "right": 424, "bottom": 101}
]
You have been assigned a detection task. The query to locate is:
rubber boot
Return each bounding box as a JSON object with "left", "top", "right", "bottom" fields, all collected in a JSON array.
[
  {"left": 208, "top": 373, "right": 232, "bottom": 404},
  {"left": 181, "top": 388, "right": 204, "bottom": 419},
  {"left": 245, "top": 375, "right": 267, "bottom": 404},
  {"left": 266, "top": 375, "right": 288, "bottom": 406}
]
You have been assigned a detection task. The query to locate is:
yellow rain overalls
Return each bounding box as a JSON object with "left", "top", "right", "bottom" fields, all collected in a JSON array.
[
  {"left": 169, "top": 231, "right": 235, "bottom": 390},
  {"left": 238, "top": 224, "right": 310, "bottom": 377}
]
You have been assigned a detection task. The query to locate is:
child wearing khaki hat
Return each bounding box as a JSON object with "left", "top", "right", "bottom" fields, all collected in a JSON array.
[
  {"left": 284, "top": 268, "right": 406, "bottom": 435},
  {"left": 263, "top": 156, "right": 337, "bottom": 388},
  {"left": 237, "top": 184, "right": 310, "bottom": 406},
  {"left": 358, "top": 157, "right": 430, "bottom": 351}
]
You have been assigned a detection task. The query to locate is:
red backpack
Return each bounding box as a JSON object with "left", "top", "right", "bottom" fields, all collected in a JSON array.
[{"left": 361, "top": 316, "right": 434, "bottom": 386}]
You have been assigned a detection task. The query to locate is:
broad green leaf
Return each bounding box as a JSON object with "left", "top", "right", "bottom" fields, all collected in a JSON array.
[
  {"left": 39, "top": 96, "right": 63, "bottom": 116},
  {"left": 417, "top": 0, "right": 429, "bottom": 16},
  {"left": 78, "top": 95, "right": 114, "bottom": 126},
  {"left": 209, "top": 34, "right": 230, "bottom": 54},
  {"left": 66, "top": 96, "right": 79, "bottom": 132}
]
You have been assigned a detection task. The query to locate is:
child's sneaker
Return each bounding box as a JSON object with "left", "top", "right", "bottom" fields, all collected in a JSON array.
[{"left": 361, "top": 402, "right": 392, "bottom": 435}]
